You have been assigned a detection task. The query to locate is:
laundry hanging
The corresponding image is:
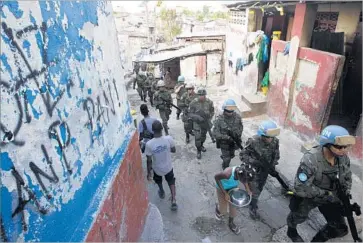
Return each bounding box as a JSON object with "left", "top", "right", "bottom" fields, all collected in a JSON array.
[{"left": 256, "top": 34, "right": 270, "bottom": 63}]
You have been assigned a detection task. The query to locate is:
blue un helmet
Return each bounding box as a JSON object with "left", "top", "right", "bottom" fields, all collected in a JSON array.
[
  {"left": 222, "top": 99, "right": 237, "bottom": 112},
  {"left": 257, "top": 120, "right": 280, "bottom": 137},
  {"left": 177, "top": 75, "right": 185, "bottom": 83},
  {"left": 319, "top": 125, "right": 356, "bottom": 147}
]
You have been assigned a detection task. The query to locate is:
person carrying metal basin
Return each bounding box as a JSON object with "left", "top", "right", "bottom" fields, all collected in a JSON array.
[{"left": 214, "top": 163, "right": 256, "bottom": 235}]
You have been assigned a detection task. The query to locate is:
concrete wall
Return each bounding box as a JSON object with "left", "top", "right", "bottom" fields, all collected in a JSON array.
[
  {"left": 268, "top": 40, "right": 345, "bottom": 138},
  {"left": 225, "top": 31, "right": 260, "bottom": 95},
  {"left": 0, "top": 1, "right": 148, "bottom": 242},
  {"left": 180, "top": 53, "right": 221, "bottom": 86},
  {"left": 180, "top": 56, "right": 197, "bottom": 83},
  {"left": 207, "top": 53, "right": 221, "bottom": 86}
]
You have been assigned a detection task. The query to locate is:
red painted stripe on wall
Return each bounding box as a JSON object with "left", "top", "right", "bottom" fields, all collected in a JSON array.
[{"left": 85, "top": 132, "right": 149, "bottom": 242}]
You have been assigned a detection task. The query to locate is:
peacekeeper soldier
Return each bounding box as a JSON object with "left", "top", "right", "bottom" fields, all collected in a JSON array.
[
  {"left": 145, "top": 72, "right": 155, "bottom": 106},
  {"left": 179, "top": 83, "right": 197, "bottom": 143},
  {"left": 133, "top": 71, "right": 147, "bottom": 102},
  {"left": 239, "top": 120, "right": 280, "bottom": 220},
  {"left": 213, "top": 99, "right": 243, "bottom": 170},
  {"left": 154, "top": 80, "right": 172, "bottom": 135},
  {"left": 188, "top": 88, "right": 214, "bottom": 160},
  {"left": 286, "top": 125, "right": 355, "bottom": 242},
  {"left": 174, "top": 75, "right": 187, "bottom": 120}
]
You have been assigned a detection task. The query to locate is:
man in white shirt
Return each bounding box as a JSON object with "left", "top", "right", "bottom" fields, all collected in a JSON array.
[{"left": 145, "top": 120, "right": 178, "bottom": 211}]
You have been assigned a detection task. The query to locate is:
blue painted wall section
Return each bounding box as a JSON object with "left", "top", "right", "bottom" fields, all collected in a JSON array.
[{"left": 0, "top": 1, "right": 132, "bottom": 242}]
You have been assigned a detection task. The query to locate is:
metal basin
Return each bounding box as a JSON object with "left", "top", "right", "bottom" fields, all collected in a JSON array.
[{"left": 228, "top": 188, "right": 252, "bottom": 208}]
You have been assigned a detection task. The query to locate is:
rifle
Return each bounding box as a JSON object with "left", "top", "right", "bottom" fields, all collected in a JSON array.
[
  {"left": 335, "top": 174, "right": 362, "bottom": 242},
  {"left": 243, "top": 141, "right": 293, "bottom": 194},
  {"left": 196, "top": 109, "right": 215, "bottom": 143},
  {"left": 160, "top": 97, "right": 181, "bottom": 111},
  {"left": 227, "top": 129, "right": 243, "bottom": 150}
]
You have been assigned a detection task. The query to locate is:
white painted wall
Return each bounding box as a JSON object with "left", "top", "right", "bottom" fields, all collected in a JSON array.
[
  {"left": 225, "top": 31, "right": 260, "bottom": 95},
  {"left": 207, "top": 53, "right": 221, "bottom": 86},
  {"left": 0, "top": 1, "right": 133, "bottom": 241}
]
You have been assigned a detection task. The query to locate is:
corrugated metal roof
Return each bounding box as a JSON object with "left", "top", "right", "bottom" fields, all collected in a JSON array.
[
  {"left": 138, "top": 43, "right": 222, "bottom": 63},
  {"left": 154, "top": 43, "right": 186, "bottom": 53},
  {"left": 176, "top": 31, "right": 226, "bottom": 39}
]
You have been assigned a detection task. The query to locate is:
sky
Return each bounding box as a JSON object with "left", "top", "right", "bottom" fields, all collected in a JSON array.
[{"left": 112, "top": 1, "right": 238, "bottom": 13}]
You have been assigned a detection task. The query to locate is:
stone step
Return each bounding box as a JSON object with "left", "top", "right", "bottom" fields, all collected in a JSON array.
[{"left": 240, "top": 91, "right": 267, "bottom": 117}]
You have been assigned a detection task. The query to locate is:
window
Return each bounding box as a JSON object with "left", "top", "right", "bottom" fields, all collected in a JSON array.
[{"left": 313, "top": 12, "right": 339, "bottom": 32}]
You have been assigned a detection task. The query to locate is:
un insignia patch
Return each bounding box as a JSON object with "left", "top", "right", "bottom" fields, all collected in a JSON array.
[{"left": 298, "top": 172, "right": 308, "bottom": 182}]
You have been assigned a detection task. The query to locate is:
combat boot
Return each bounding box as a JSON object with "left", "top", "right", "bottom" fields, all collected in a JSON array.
[
  {"left": 311, "top": 224, "right": 348, "bottom": 242},
  {"left": 186, "top": 134, "right": 190, "bottom": 144},
  {"left": 201, "top": 143, "right": 206, "bottom": 152},
  {"left": 164, "top": 126, "right": 169, "bottom": 136},
  {"left": 176, "top": 113, "right": 180, "bottom": 120},
  {"left": 287, "top": 227, "right": 304, "bottom": 242},
  {"left": 197, "top": 150, "right": 202, "bottom": 160},
  {"left": 222, "top": 161, "right": 230, "bottom": 170},
  {"left": 249, "top": 199, "right": 260, "bottom": 220}
]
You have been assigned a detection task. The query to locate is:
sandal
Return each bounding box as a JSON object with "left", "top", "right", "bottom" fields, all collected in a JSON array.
[
  {"left": 229, "top": 223, "right": 241, "bottom": 235},
  {"left": 215, "top": 204, "right": 223, "bottom": 221}
]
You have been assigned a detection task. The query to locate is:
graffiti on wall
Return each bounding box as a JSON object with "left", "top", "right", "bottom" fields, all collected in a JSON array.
[{"left": 0, "top": 1, "right": 133, "bottom": 241}]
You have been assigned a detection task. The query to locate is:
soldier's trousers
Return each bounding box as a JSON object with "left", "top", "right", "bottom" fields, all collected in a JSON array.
[
  {"left": 249, "top": 172, "right": 269, "bottom": 208},
  {"left": 194, "top": 123, "right": 207, "bottom": 150},
  {"left": 287, "top": 197, "right": 346, "bottom": 230},
  {"left": 176, "top": 100, "right": 182, "bottom": 117},
  {"left": 183, "top": 118, "right": 193, "bottom": 134},
  {"left": 220, "top": 145, "right": 235, "bottom": 168},
  {"left": 159, "top": 109, "right": 170, "bottom": 131},
  {"left": 137, "top": 87, "right": 147, "bottom": 100},
  {"left": 147, "top": 90, "right": 154, "bottom": 104}
]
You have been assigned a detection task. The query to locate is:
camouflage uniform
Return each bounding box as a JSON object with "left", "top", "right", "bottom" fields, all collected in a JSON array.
[
  {"left": 154, "top": 90, "right": 172, "bottom": 135},
  {"left": 213, "top": 112, "right": 243, "bottom": 169},
  {"left": 145, "top": 73, "right": 155, "bottom": 106},
  {"left": 179, "top": 91, "right": 197, "bottom": 137},
  {"left": 133, "top": 73, "right": 147, "bottom": 101},
  {"left": 239, "top": 135, "right": 280, "bottom": 213},
  {"left": 188, "top": 97, "right": 214, "bottom": 157},
  {"left": 174, "top": 83, "right": 187, "bottom": 119},
  {"left": 286, "top": 146, "right": 351, "bottom": 239}
]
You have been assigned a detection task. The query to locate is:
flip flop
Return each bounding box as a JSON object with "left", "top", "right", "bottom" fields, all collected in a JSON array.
[
  {"left": 215, "top": 204, "right": 223, "bottom": 221},
  {"left": 229, "top": 224, "right": 241, "bottom": 235}
]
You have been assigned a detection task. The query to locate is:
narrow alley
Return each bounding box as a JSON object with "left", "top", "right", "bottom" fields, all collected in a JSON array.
[{"left": 128, "top": 85, "right": 363, "bottom": 242}]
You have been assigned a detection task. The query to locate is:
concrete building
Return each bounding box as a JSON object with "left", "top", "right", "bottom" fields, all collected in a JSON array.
[
  {"left": 113, "top": 4, "right": 157, "bottom": 73},
  {"left": 139, "top": 39, "right": 224, "bottom": 88},
  {"left": 0, "top": 1, "right": 148, "bottom": 241},
  {"left": 226, "top": 1, "right": 362, "bottom": 159}
]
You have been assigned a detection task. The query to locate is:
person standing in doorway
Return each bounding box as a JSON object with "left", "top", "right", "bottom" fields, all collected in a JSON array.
[{"left": 145, "top": 120, "right": 178, "bottom": 211}]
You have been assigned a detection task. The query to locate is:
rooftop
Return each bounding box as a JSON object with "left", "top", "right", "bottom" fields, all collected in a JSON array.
[{"left": 176, "top": 31, "right": 226, "bottom": 39}]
